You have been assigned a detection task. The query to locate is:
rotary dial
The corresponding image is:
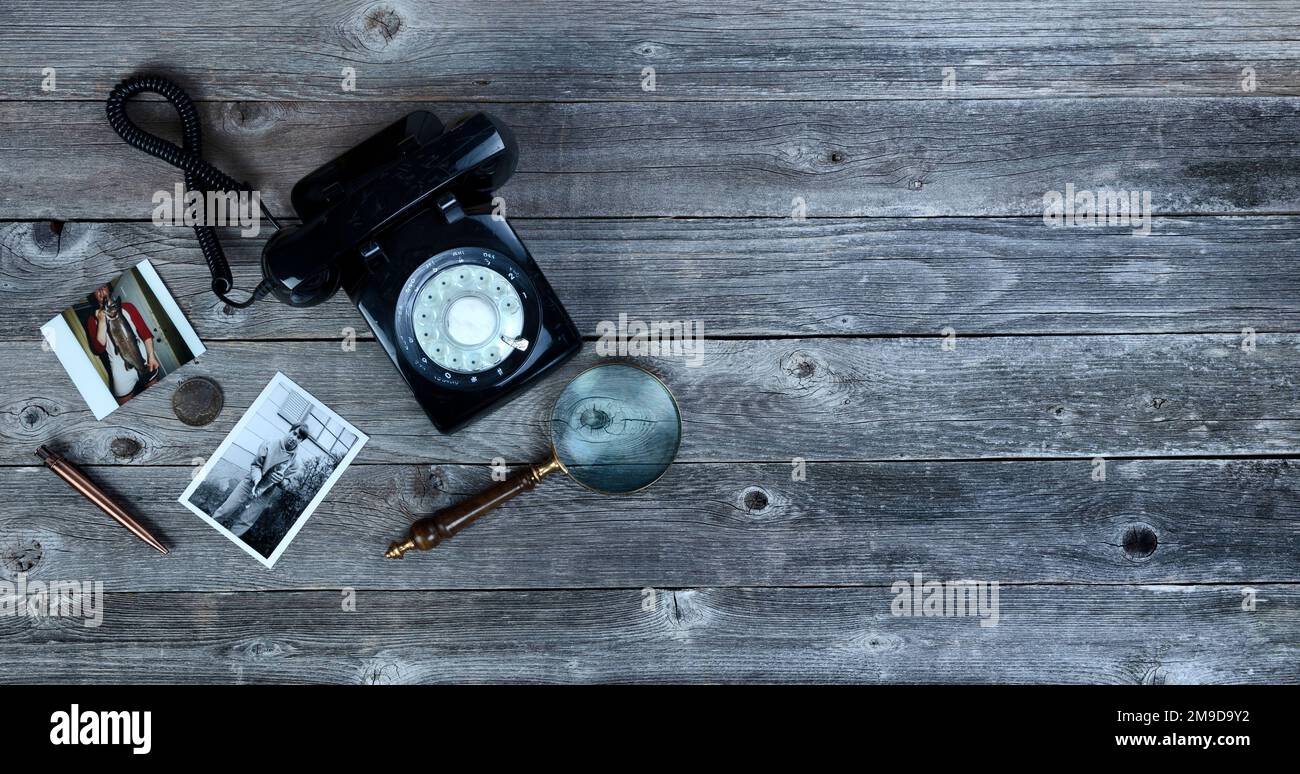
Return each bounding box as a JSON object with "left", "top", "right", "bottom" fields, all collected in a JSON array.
[{"left": 410, "top": 264, "right": 525, "bottom": 374}]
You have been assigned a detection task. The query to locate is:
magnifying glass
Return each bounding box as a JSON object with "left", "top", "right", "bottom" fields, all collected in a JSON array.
[{"left": 385, "top": 363, "right": 681, "bottom": 557}]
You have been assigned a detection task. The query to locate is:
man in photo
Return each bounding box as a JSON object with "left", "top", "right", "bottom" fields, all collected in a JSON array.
[
  {"left": 85, "top": 284, "right": 161, "bottom": 403},
  {"left": 213, "top": 423, "right": 310, "bottom": 538}
]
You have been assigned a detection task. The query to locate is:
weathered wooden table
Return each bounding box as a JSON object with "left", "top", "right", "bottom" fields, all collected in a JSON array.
[{"left": 1, "top": 1, "right": 1297, "bottom": 683}]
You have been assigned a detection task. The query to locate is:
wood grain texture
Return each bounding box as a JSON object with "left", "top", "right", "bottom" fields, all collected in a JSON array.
[
  {"left": 6, "top": 217, "right": 1300, "bottom": 339},
  {"left": 2, "top": 460, "right": 1297, "bottom": 591},
  {"left": 6, "top": 335, "right": 1300, "bottom": 467},
  {"left": 4, "top": 97, "right": 1300, "bottom": 220},
  {"left": 2, "top": 1, "right": 1298, "bottom": 102},
  {"left": 0, "top": 586, "right": 1294, "bottom": 684}
]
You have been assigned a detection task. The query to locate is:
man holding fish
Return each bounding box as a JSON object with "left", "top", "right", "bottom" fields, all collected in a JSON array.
[{"left": 85, "top": 284, "right": 161, "bottom": 403}]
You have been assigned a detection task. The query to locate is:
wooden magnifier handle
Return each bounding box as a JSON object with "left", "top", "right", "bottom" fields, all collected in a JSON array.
[{"left": 385, "top": 457, "right": 563, "bottom": 558}]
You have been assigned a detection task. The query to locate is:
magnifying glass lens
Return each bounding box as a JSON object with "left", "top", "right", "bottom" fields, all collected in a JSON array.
[{"left": 551, "top": 364, "right": 681, "bottom": 494}]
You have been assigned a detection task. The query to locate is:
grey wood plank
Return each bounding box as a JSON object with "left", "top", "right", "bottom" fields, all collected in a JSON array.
[
  {"left": 0, "top": 586, "right": 1293, "bottom": 683},
  {"left": 7, "top": 217, "right": 1300, "bottom": 340},
  {"left": 3, "top": 1, "right": 1297, "bottom": 101},
  {"left": 7, "top": 335, "right": 1300, "bottom": 466},
  {"left": 4, "top": 97, "right": 1299, "bottom": 219},
  {"left": 2, "top": 460, "right": 1296, "bottom": 591}
]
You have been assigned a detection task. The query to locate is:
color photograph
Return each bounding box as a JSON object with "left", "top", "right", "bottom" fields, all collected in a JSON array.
[{"left": 40, "top": 259, "right": 204, "bottom": 419}]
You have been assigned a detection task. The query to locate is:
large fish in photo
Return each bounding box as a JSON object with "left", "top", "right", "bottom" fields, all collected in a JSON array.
[{"left": 102, "top": 296, "right": 148, "bottom": 373}]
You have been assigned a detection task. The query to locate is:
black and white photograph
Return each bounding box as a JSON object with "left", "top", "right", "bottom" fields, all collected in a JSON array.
[
  {"left": 178, "top": 372, "right": 367, "bottom": 568},
  {"left": 39, "top": 259, "right": 205, "bottom": 419}
]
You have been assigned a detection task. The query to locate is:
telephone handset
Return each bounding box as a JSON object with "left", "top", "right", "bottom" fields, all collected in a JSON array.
[
  {"left": 107, "top": 76, "right": 581, "bottom": 433},
  {"left": 261, "top": 111, "right": 517, "bottom": 307}
]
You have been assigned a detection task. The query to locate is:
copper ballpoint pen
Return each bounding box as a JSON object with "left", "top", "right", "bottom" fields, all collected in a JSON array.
[{"left": 36, "top": 445, "right": 169, "bottom": 555}]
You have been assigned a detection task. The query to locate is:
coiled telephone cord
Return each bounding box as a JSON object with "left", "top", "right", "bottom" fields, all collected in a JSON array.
[{"left": 105, "top": 75, "right": 276, "bottom": 308}]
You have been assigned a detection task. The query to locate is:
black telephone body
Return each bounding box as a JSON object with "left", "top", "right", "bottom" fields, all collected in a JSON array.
[{"left": 261, "top": 111, "right": 581, "bottom": 434}]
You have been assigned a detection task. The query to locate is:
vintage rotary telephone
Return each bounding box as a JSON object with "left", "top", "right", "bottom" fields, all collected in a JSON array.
[{"left": 106, "top": 76, "right": 581, "bottom": 432}]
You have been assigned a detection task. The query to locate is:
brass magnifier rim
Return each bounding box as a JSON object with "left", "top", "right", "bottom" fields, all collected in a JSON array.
[{"left": 545, "top": 361, "right": 682, "bottom": 496}]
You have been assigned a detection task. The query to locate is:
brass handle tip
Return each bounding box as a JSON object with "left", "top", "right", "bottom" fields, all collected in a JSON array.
[{"left": 385, "top": 538, "right": 415, "bottom": 559}]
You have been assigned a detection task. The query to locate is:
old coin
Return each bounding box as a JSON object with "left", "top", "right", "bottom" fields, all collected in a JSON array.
[{"left": 171, "top": 376, "right": 224, "bottom": 426}]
